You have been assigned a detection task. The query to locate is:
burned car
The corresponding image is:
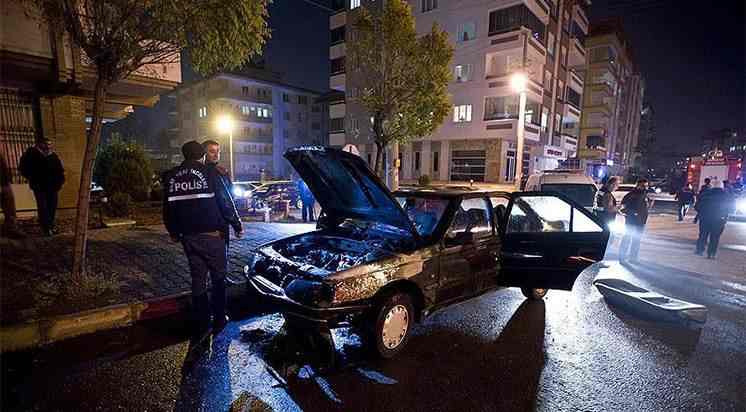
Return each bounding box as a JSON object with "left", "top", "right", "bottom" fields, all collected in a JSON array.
[{"left": 246, "top": 147, "right": 609, "bottom": 358}]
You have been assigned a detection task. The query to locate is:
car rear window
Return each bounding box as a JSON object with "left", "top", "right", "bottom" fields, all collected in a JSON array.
[{"left": 541, "top": 184, "right": 597, "bottom": 207}]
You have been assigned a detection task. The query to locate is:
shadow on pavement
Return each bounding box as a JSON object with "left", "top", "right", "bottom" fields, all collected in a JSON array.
[
  {"left": 280, "top": 300, "right": 547, "bottom": 412},
  {"left": 604, "top": 303, "right": 703, "bottom": 358}
]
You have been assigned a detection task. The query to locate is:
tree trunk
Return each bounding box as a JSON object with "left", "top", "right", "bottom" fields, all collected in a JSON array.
[
  {"left": 71, "top": 75, "right": 108, "bottom": 278},
  {"left": 374, "top": 140, "right": 385, "bottom": 178},
  {"left": 387, "top": 142, "right": 399, "bottom": 191}
]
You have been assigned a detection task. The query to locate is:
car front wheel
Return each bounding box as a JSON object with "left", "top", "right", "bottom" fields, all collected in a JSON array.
[
  {"left": 521, "top": 287, "right": 548, "bottom": 300},
  {"left": 365, "top": 293, "right": 414, "bottom": 359}
]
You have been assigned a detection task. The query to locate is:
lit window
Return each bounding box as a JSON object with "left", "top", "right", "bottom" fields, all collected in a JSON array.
[
  {"left": 351, "top": 0, "right": 360, "bottom": 9},
  {"left": 421, "top": 0, "right": 437, "bottom": 12},
  {"left": 198, "top": 106, "right": 208, "bottom": 118},
  {"left": 453, "top": 104, "right": 472, "bottom": 123},
  {"left": 454, "top": 64, "right": 473, "bottom": 82},
  {"left": 457, "top": 22, "right": 476, "bottom": 42}
]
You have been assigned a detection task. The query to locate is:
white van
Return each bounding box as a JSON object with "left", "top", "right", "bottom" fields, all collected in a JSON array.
[{"left": 524, "top": 170, "right": 598, "bottom": 210}]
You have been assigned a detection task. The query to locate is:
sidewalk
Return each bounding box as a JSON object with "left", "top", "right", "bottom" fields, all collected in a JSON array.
[{"left": 0, "top": 222, "right": 312, "bottom": 351}]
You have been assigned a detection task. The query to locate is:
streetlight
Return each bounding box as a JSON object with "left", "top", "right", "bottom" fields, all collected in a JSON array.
[
  {"left": 511, "top": 72, "right": 528, "bottom": 191},
  {"left": 216, "top": 114, "right": 235, "bottom": 181}
]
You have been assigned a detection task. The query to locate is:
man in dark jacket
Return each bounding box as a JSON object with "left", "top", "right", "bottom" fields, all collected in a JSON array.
[
  {"left": 676, "top": 184, "right": 695, "bottom": 221},
  {"left": 18, "top": 139, "right": 65, "bottom": 236},
  {"left": 619, "top": 179, "right": 653, "bottom": 262},
  {"left": 163, "top": 141, "right": 243, "bottom": 344},
  {"left": 596, "top": 176, "right": 619, "bottom": 227},
  {"left": 695, "top": 182, "right": 732, "bottom": 258},
  {"left": 693, "top": 178, "right": 712, "bottom": 224}
]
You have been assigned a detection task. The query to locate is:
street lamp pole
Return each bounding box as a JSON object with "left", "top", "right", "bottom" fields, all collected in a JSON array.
[
  {"left": 511, "top": 72, "right": 528, "bottom": 191},
  {"left": 228, "top": 129, "right": 234, "bottom": 182},
  {"left": 216, "top": 115, "right": 235, "bottom": 181}
]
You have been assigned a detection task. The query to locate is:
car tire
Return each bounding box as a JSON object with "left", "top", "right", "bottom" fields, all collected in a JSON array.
[
  {"left": 521, "top": 287, "right": 548, "bottom": 300},
  {"left": 364, "top": 293, "right": 414, "bottom": 359}
]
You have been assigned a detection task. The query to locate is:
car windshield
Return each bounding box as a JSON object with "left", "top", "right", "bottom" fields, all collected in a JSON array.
[
  {"left": 541, "top": 184, "right": 597, "bottom": 207},
  {"left": 395, "top": 196, "right": 449, "bottom": 237}
]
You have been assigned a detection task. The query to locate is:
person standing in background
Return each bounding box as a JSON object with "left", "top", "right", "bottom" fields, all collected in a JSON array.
[
  {"left": 619, "top": 179, "right": 653, "bottom": 263},
  {"left": 297, "top": 178, "right": 315, "bottom": 222},
  {"left": 693, "top": 178, "right": 712, "bottom": 224},
  {"left": 1, "top": 152, "right": 26, "bottom": 238},
  {"left": 676, "top": 183, "right": 695, "bottom": 221},
  {"left": 596, "top": 177, "right": 619, "bottom": 227},
  {"left": 695, "top": 181, "right": 732, "bottom": 258},
  {"left": 18, "top": 138, "right": 64, "bottom": 236}
]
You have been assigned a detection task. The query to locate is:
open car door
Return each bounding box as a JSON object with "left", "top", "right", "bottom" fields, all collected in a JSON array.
[{"left": 498, "top": 192, "right": 610, "bottom": 290}]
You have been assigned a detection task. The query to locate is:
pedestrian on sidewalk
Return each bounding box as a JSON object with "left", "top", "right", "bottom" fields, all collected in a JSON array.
[
  {"left": 695, "top": 181, "right": 733, "bottom": 258},
  {"left": 676, "top": 183, "right": 695, "bottom": 221},
  {"left": 297, "top": 178, "right": 315, "bottom": 222},
  {"left": 596, "top": 176, "right": 619, "bottom": 228},
  {"left": 18, "top": 138, "right": 64, "bottom": 236},
  {"left": 619, "top": 178, "right": 653, "bottom": 263},
  {"left": 693, "top": 178, "right": 712, "bottom": 224},
  {"left": 0, "top": 152, "right": 26, "bottom": 238},
  {"left": 163, "top": 141, "right": 243, "bottom": 345}
]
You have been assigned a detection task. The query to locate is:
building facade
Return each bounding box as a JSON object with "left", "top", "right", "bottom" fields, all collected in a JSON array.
[
  {"left": 328, "top": 0, "right": 590, "bottom": 184},
  {"left": 578, "top": 20, "right": 644, "bottom": 177},
  {"left": 172, "top": 71, "right": 327, "bottom": 180},
  {"left": 0, "top": 1, "right": 180, "bottom": 214}
]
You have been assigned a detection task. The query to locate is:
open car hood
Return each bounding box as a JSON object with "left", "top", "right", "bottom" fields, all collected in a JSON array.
[{"left": 285, "top": 146, "right": 419, "bottom": 241}]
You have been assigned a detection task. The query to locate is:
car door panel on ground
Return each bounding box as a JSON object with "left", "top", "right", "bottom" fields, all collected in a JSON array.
[{"left": 498, "top": 192, "right": 609, "bottom": 291}]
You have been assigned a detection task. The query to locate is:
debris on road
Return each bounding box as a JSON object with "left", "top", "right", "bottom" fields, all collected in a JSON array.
[{"left": 594, "top": 277, "right": 708, "bottom": 325}]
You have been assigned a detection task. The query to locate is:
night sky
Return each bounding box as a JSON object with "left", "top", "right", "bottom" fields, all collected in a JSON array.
[{"left": 589, "top": 0, "right": 745, "bottom": 154}]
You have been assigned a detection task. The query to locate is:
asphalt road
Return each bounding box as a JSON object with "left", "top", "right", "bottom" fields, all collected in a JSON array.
[{"left": 2, "top": 217, "right": 745, "bottom": 412}]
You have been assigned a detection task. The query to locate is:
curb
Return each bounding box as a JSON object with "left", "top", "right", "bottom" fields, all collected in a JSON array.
[{"left": 0, "top": 292, "right": 192, "bottom": 353}]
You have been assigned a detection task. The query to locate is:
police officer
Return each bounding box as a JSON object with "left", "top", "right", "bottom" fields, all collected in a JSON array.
[{"left": 163, "top": 141, "right": 243, "bottom": 343}]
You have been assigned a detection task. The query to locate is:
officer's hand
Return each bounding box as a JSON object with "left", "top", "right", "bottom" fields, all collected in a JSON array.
[
  {"left": 170, "top": 234, "right": 181, "bottom": 243},
  {"left": 234, "top": 229, "right": 244, "bottom": 239}
]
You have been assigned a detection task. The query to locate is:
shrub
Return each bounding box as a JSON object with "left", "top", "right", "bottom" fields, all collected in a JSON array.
[
  {"left": 105, "top": 192, "right": 132, "bottom": 217},
  {"left": 94, "top": 140, "right": 152, "bottom": 201},
  {"left": 418, "top": 174, "right": 431, "bottom": 186}
]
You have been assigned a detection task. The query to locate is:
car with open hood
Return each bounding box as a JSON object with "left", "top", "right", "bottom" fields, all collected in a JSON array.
[{"left": 245, "top": 147, "right": 610, "bottom": 358}]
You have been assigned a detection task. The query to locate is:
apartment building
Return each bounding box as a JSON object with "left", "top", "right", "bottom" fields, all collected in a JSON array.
[
  {"left": 172, "top": 70, "right": 327, "bottom": 180},
  {"left": 578, "top": 20, "right": 644, "bottom": 177},
  {"left": 0, "top": 1, "right": 180, "bottom": 213},
  {"left": 328, "top": 0, "right": 590, "bottom": 184}
]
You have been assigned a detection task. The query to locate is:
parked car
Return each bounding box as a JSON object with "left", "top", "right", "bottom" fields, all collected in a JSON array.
[
  {"left": 611, "top": 183, "right": 636, "bottom": 204},
  {"left": 524, "top": 170, "right": 598, "bottom": 211},
  {"left": 245, "top": 147, "right": 609, "bottom": 358},
  {"left": 250, "top": 181, "right": 301, "bottom": 210},
  {"left": 231, "top": 181, "right": 261, "bottom": 211}
]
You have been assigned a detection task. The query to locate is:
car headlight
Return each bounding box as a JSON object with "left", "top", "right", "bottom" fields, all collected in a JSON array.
[
  {"left": 243, "top": 251, "right": 262, "bottom": 276},
  {"left": 655, "top": 187, "right": 662, "bottom": 194},
  {"left": 233, "top": 187, "right": 245, "bottom": 198},
  {"left": 285, "top": 279, "right": 334, "bottom": 308}
]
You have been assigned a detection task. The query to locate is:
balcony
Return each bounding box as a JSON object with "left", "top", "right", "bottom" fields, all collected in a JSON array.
[{"left": 568, "top": 37, "right": 586, "bottom": 68}]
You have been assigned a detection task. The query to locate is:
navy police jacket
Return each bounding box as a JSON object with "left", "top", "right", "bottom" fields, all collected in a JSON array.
[{"left": 162, "top": 160, "right": 242, "bottom": 236}]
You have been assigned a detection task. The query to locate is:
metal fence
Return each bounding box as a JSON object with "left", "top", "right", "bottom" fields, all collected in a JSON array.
[{"left": 0, "top": 88, "right": 40, "bottom": 184}]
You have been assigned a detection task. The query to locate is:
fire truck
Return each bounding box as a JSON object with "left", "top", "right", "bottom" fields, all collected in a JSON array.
[{"left": 687, "top": 150, "right": 743, "bottom": 191}]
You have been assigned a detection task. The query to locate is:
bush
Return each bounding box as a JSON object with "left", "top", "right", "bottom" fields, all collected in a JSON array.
[
  {"left": 418, "top": 174, "right": 431, "bottom": 186},
  {"left": 105, "top": 192, "right": 132, "bottom": 217},
  {"left": 94, "top": 140, "right": 152, "bottom": 201}
]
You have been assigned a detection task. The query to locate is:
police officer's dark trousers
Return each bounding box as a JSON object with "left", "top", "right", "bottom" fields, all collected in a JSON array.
[
  {"left": 696, "top": 219, "right": 725, "bottom": 257},
  {"left": 181, "top": 232, "right": 227, "bottom": 333}
]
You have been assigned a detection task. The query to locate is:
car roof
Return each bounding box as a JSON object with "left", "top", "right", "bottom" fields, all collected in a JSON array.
[{"left": 394, "top": 186, "right": 509, "bottom": 199}]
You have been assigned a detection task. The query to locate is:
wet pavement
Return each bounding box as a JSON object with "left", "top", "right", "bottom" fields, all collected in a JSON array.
[{"left": 2, "top": 217, "right": 745, "bottom": 411}]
